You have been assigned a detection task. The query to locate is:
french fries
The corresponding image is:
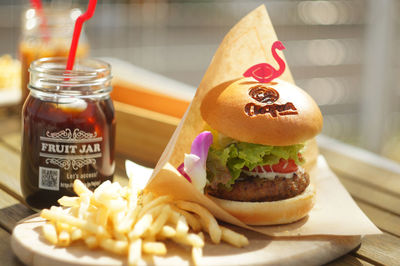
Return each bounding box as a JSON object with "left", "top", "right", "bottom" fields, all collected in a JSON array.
[
  {"left": 220, "top": 226, "right": 249, "bottom": 248},
  {"left": 42, "top": 223, "right": 58, "bottom": 245},
  {"left": 175, "top": 200, "right": 222, "bottom": 244},
  {"left": 40, "top": 178, "right": 249, "bottom": 265},
  {"left": 0, "top": 55, "right": 20, "bottom": 90}
]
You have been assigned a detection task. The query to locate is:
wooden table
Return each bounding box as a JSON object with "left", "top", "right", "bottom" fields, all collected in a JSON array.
[{"left": 0, "top": 114, "right": 399, "bottom": 265}]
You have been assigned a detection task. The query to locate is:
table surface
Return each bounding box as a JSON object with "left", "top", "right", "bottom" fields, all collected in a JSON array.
[{"left": 0, "top": 114, "right": 399, "bottom": 266}]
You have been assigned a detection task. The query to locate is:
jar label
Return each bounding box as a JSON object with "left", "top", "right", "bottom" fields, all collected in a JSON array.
[{"left": 38, "top": 128, "right": 103, "bottom": 190}]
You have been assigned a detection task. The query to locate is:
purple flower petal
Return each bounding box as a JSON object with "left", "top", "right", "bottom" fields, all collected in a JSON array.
[
  {"left": 177, "top": 131, "right": 213, "bottom": 192},
  {"left": 190, "top": 131, "right": 213, "bottom": 167}
]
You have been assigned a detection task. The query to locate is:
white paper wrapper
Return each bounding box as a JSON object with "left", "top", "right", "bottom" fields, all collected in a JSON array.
[{"left": 143, "top": 5, "right": 381, "bottom": 236}]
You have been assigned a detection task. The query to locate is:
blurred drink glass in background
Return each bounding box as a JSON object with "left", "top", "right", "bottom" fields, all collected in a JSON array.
[{"left": 19, "top": 6, "right": 89, "bottom": 103}]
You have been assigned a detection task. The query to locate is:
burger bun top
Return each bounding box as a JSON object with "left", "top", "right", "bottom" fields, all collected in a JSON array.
[{"left": 200, "top": 78, "right": 323, "bottom": 146}]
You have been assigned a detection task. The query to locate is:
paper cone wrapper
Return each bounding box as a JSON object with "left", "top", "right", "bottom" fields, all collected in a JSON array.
[{"left": 146, "top": 5, "right": 381, "bottom": 236}]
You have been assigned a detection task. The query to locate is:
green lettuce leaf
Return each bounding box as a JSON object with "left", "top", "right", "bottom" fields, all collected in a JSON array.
[{"left": 206, "top": 138, "right": 304, "bottom": 189}]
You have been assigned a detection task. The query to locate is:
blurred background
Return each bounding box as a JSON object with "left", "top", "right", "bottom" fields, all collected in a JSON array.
[{"left": 0, "top": 0, "right": 399, "bottom": 162}]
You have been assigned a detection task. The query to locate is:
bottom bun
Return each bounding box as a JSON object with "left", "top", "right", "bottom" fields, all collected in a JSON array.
[{"left": 207, "top": 184, "right": 316, "bottom": 225}]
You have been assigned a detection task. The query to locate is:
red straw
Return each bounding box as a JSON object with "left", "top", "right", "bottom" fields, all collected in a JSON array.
[
  {"left": 66, "top": 0, "right": 97, "bottom": 71},
  {"left": 29, "top": 0, "right": 50, "bottom": 42}
]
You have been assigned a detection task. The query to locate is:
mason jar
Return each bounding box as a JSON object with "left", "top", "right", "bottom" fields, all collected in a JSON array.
[
  {"left": 21, "top": 57, "right": 115, "bottom": 210},
  {"left": 19, "top": 6, "right": 89, "bottom": 103}
]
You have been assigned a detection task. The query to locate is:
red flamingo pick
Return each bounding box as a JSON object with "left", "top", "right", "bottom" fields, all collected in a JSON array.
[{"left": 243, "top": 41, "right": 286, "bottom": 83}]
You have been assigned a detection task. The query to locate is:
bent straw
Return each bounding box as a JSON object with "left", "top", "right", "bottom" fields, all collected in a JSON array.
[
  {"left": 66, "top": 0, "right": 97, "bottom": 71},
  {"left": 29, "top": 0, "right": 49, "bottom": 42}
]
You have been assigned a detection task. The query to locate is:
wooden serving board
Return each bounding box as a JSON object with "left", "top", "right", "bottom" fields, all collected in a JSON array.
[{"left": 11, "top": 214, "right": 361, "bottom": 266}]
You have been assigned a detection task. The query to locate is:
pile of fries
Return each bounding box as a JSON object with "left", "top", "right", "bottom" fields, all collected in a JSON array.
[
  {"left": 0, "top": 54, "right": 20, "bottom": 90},
  {"left": 40, "top": 178, "right": 248, "bottom": 265}
]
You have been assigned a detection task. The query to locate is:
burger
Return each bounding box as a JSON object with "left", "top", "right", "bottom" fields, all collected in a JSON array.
[{"left": 198, "top": 77, "right": 323, "bottom": 225}]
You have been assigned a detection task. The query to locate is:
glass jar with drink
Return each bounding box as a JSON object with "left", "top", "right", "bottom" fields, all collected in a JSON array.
[
  {"left": 21, "top": 57, "right": 115, "bottom": 210},
  {"left": 20, "top": 6, "right": 89, "bottom": 103}
]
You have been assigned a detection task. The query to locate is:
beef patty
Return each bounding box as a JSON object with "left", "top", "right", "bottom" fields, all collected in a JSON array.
[{"left": 206, "top": 171, "right": 310, "bottom": 202}]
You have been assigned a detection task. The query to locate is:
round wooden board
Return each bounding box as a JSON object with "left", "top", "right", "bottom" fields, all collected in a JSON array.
[{"left": 11, "top": 214, "right": 361, "bottom": 266}]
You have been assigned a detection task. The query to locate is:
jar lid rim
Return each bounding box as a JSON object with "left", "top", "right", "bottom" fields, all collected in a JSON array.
[
  {"left": 28, "top": 57, "right": 112, "bottom": 95},
  {"left": 29, "top": 57, "right": 111, "bottom": 76}
]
